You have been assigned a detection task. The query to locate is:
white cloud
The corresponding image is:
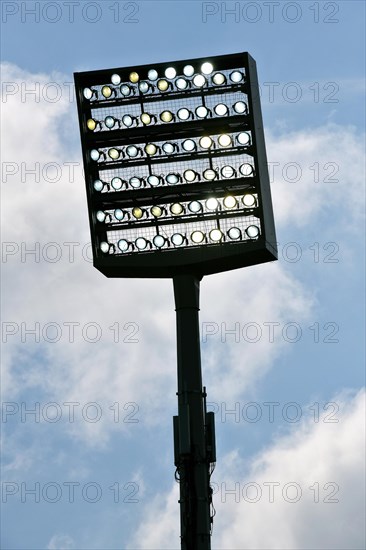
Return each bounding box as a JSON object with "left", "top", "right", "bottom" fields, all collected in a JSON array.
[
  {"left": 128, "top": 389, "right": 365, "bottom": 549},
  {"left": 47, "top": 534, "right": 75, "bottom": 550}
]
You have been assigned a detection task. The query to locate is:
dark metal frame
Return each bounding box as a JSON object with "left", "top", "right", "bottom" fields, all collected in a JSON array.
[{"left": 74, "top": 52, "right": 277, "bottom": 279}]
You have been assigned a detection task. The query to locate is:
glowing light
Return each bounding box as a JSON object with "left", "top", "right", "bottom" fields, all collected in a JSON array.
[
  {"left": 122, "top": 114, "right": 134, "bottom": 127},
  {"left": 242, "top": 194, "right": 256, "bottom": 207},
  {"left": 111, "top": 74, "right": 121, "bottom": 85},
  {"left": 111, "top": 177, "right": 123, "bottom": 190},
  {"left": 162, "top": 142, "right": 176, "bottom": 154},
  {"left": 165, "top": 67, "right": 176, "bottom": 79},
  {"left": 230, "top": 71, "right": 244, "bottom": 83},
  {"left": 139, "top": 81, "right": 150, "bottom": 93},
  {"left": 105, "top": 116, "right": 117, "bottom": 129},
  {"left": 83, "top": 87, "right": 94, "bottom": 100},
  {"left": 228, "top": 227, "right": 241, "bottom": 240},
  {"left": 166, "top": 173, "right": 180, "bottom": 185},
  {"left": 233, "top": 101, "right": 247, "bottom": 114},
  {"left": 118, "top": 239, "right": 130, "bottom": 252},
  {"left": 102, "top": 85, "right": 113, "bottom": 98},
  {"left": 193, "top": 74, "right": 206, "bottom": 87},
  {"left": 195, "top": 106, "right": 209, "bottom": 118},
  {"left": 100, "top": 242, "right": 110, "bottom": 253},
  {"left": 90, "top": 149, "right": 100, "bottom": 161},
  {"left": 188, "top": 201, "right": 202, "bottom": 213},
  {"left": 114, "top": 209, "right": 124, "bottom": 221},
  {"left": 203, "top": 169, "right": 217, "bottom": 181},
  {"left": 206, "top": 198, "right": 219, "bottom": 210},
  {"left": 141, "top": 113, "right": 152, "bottom": 125},
  {"left": 218, "top": 134, "right": 232, "bottom": 148},
  {"left": 184, "top": 169, "right": 197, "bottom": 182},
  {"left": 126, "top": 145, "right": 139, "bottom": 158},
  {"left": 129, "top": 177, "right": 143, "bottom": 188},
  {"left": 240, "top": 163, "right": 254, "bottom": 176},
  {"left": 147, "top": 175, "right": 161, "bottom": 187},
  {"left": 170, "top": 202, "right": 184, "bottom": 215},
  {"left": 237, "top": 132, "right": 250, "bottom": 146},
  {"left": 199, "top": 136, "right": 213, "bottom": 149},
  {"left": 145, "top": 143, "right": 158, "bottom": 156},
  {"left": 191, "top": 231, "right": 205, "bottom": 244},
  {"left": 135, "top": 237, "right": 148, "bottom": 250},
  {"left": 129, "top": 72, "right": 139, "bottom": 83},
  {"left": 87, "top": 118, "right": 97, "bottom": 131},
  {"left": 93, "top": 179, "right": 104, "bottom": 191},
  {"left": 96, "top": 211, "right": 106, "bottom": 222},
  {"left": 160, "top": 110, "right": 174, "bottom": 123},
  {"left": 153, "top": 235, "right": 166, "bottom": 248},
  {"left": 172, "top": 233, "right": 185, "bottom": 246},
  {"left": 132, "top": 207, "right": 144, "bottom": 219},
  {"left": 183, "top": 65, "right": 194, "bottom": 77},
  {"left": 214, "top": 103, "right": 228, "bottom": 116},
  {"left": 120, "top": 84, "right": 133, "bottom": 96},
  {"left": 223, "top": 195, "right": 237, "bottom": 209},
  {"left": 157, "top": 79, "right": 169, "bottom": 91},
  {"left": 108, "top": 148, "right": 120, "bottom": 160},
  {"left": 201, "top": 62, "right": 213, "bottom": 75},
  {"left": 177, "top": 108, "right": 191, "bottom": 121},
  {"left": 176, "top": 78, "right": 188, "bottom": 90},
  {"left": 221, "top": 165, "right": 235, "bottom": 178},
  {"left": 209, "top": 229, "right": 223, "bottom": 242},
  {"left": 212, "top": 73, "right": 226, "bottom": 85},
  {"left": 151, "top": 206, "right": 163, "bottom": 218},
  {"left": 182, "top": 139, "right": 196, "bottom": 152},
  {"left": 148, "top": 69, "right": 158, "bottom": 81},
  {"left": 246, "top": 225, "right": 260, "bottom": 238}
]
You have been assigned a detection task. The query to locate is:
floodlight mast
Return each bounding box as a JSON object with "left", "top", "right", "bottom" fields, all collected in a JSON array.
[{"left": 74, "top": 52, "right": 277, "bottom": 550}]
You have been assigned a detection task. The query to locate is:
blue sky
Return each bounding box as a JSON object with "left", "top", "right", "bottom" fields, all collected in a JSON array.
[{"left": 1, "top": 1, "right": 365, "bottom": 549}]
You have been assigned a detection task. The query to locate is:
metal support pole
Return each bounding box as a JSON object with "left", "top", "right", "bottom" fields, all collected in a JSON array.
[{"left": 173, "top": 274, "right": 212, "bottom": 550}]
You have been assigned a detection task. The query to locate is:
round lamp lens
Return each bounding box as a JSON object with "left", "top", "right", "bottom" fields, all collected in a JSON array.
[
  {"left": 203, "top": 169, "right": 216, "bottom": 181},
  {"left": 87, "top": 118, "right": 97, "bottom": 131},
  {"left": 145, "top": 143, "right": 157, "bottom": 156},
  {"left": 120, "top": 84, "right": 132, "bottom": 96},
  {"left": 130, "top": 177, "right": 142, "bottom": 188},
  {"left": 201, "top": 62, "right": 213, "bottom": 75},
  {"left": 93, "top": 179, "right": 104, "bottom": 191},
  {"left": 157, "top": 79, "right": 169, "bottom": 91},
  {"left": 147, "top": 175, "right": 160, "bottom": 187},
  {"left": 132, "top": 207, "right": 143, "bottom": 219},
  {"left": 182, "top": 139, "right": 196, "bottom": 152},
  {"left": 177, "top": 108, "right": 190, "bottom": 120},
  {"left": 176, "top": 78, "right": 188, "bottom": 90},
  {"left": 242, "top": 194, "right": 256, "bottom": 207},
  {"left": 90, "top": 149, "right": 100, "bottom": 161},
  {"left": 126, "top": 145, "right": 138, "bottom": 158},
  {"left": 221, "top": 165, "right": 235, "bottom": 178},
  {"left": 96, "top": 210, "right": 106, "bottom": 222},
  {"left": 237, "top": 132, "right": 250, "bottom": 146},
  {"left": 111, "top": 74, "right": 121, "bottom": 85},
  {"left": 165, "top": 67, "right": 176, "bottom": 79},
  {"left": 233, "top": 101, "right": 247, "bottom": 114},
  {"left": 111, "top": 177, "right": 123, "bottom": 190},
  {"left": 240, "top": 163, "right": 254, "bottom": 176},
  {"left": 163, "top": 142, "right": 175, "bottom": 154},
  {"left": 196, "top": 106, "right": 208, "bottom": 118},
  {"left": 160, "top": 110, "right": 174, "bottom": 123},
  {"left": 122, "top": 115, "right": 134, "bottom": 127},
  {"left": 191, "top": 231, "right": 205, "bottom": 244},
  {"left": 83, "top": 87, "right": 93, "bottom": 100},
  {"left": 151, "top": 206, "right": 163, "bottom": 217},
  {"left": 206, "top": 198, "right": 218, "bottom": 210},
  {"left": 223, "top": 195, "right": 237, "bottom": 209},
  {"left": 141, "top": 113, "right": 152, "bottom": 125},
  {"left": 230, "top": 71, "right": 244, "bottom": 83},
  {"left": 105, "top": 116, "right": 115, "bottom": 129},
  {"left": 246, "top": 225, "right": 260, "bottom": 238},
  {"left": 183, "top": 65, "right": 194, "bottom": 77},
  {"left": 118, "top": 239, "right": 129, "bottom": 252},
  {"left": 172, "top": 233, "right": 185, "bottom": 246},
  {"left": 228, "top": 227, "right": 241, "bottom": 240},
  {"left": 218, "top": 134, "right": 232, "bottom": 148},
  {"left": 114, "top": 209, "right": 124, "bottom": 221},
  {"left": 100, "top": 242, "right": 109, "bottom": 253},
  {"left": 188, "top": 201, "right": 202, "bottom": 213},
  {"left": 170, "top": 203, "right": 184, "bottom": 215},
  {"left": 209, "top": 229, "right": 223, "bottom": 242},
  {"left": 102, "top": 86, "right": 112, "bottom": 98},
  {"left": 193, "top": 74, "right": 206, "bottom": 87},
  {"left": 212, "top": 73, "right": 226, "bottom": 85},
  {"left": 148, "top": 69, "right": 158, "bottom": 81},
  {"left": 153, "top": 235, "right": 165, "bottom": 248},
  {"left": 108, "top": 148, "right": 120, "bottom": 160},
  {"left": 214, "top": 103, "right": 228, "bottom": 116},
  {"left": 199, "top": 136, "right": 213, "bottom": 149},
  {"left": 184, "top": 169, "right": 197, "bottom": 182},
  {"left": 135, "top": 237, "right": 147, "bottom": 250},
  {"left": 129, "top": 72, "right": 139, "bottom": 83},
  {"left": 166, "top": 173, "right": 179, "bottom": 185},
  {"left": 139, "top": 81, "right": 149, "bottom": 93}
]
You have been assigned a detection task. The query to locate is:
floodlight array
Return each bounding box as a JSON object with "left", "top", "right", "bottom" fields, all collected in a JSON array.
[{"left": 75, "top": 53, "right": 277, "bottom": 275}]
